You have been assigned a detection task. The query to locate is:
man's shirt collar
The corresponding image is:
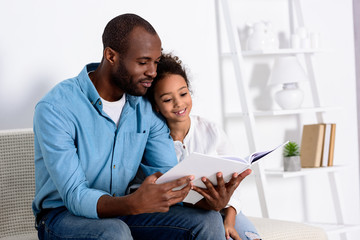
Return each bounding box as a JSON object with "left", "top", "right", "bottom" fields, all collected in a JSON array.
[{"left": 77, "top": 63, "right": 140, "bottom": 110}]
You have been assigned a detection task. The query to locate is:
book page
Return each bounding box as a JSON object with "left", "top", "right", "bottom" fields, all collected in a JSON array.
[
  {"left": 221, "top": 141, "right": 288, "bottom": 164},
  {"left": 157, "top": 153, "right": 250, "bottom": 185},
  {"left": 215, "top": 155, "right": 248, "bottom": 164},
  {"left": 247, "top": 141, "right": 288, "bottom": 163},
  {"left": 156, "top": 142, "right": 287, "bottom": 204},
  {"left": 156, "top": 153, "right": 250, "bottom": 204}
]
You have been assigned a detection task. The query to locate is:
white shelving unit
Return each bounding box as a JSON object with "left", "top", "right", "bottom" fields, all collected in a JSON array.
[
  {"left": 265, "top": 165, "right": 347, "bottom": 178},
  {"left": 225, "top": 106, "right": 339, "bottom": 118},
  {"left": 242, "top": 48, "right": 322, "bottom": 56},
  {"left": 214, "top": 0, "right": 360, "bottom": 239}
]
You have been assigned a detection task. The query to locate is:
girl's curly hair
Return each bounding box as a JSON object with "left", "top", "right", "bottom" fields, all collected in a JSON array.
[{"left": 146, "top": 53, "right": 191, "bottom": 108}]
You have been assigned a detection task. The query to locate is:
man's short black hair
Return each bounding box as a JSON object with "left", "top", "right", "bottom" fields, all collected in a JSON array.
[{"left": 102, "top": 13, "right": 157, "bottom": 55}]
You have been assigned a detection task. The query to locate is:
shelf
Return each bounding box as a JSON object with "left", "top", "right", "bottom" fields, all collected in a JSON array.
[
  {"left": 265, "top": 165, "right": 347, "bottom": 178},
  {"left": 225, "top": 106, "right": 340, "bottom": 118},
  {"left": 242, "top": 48, "right": 322, "bottom": 56},
  {"left": 221, "top": 49, "right": 321, "bottom": 58},
  {"left": 217, "top": 1, "right": 352, "bottom": 237},
  {"left": 307, "top": 222, "right": 360, "bottom": 235}
]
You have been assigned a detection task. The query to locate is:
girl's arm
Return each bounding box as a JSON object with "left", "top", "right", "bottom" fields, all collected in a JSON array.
[{"left": 223, "top": 207, "right": 241, "bottom": 240}]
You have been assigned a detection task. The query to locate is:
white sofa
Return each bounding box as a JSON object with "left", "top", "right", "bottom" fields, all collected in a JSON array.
[
  {"left": 0, "top": 129, "right": 327, "bottom": 240},
  {"left": 0, "top": 129, "right": 37, "bottom": 240}
]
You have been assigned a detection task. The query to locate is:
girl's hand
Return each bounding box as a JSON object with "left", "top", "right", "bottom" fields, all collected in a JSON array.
[
  {"left": 192, "top": 169, "right": 251, "bottom": 211},
  {"left": 223, "top": 207, "right": 241, "bottom": 240},
  {"left": 224, "top": 225, "right": 241, "bottom": 240}
]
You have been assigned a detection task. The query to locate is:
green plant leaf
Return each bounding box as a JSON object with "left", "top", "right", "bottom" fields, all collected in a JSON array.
[{"left": 283, "top": 141, "right": 300, "bottom": 157}]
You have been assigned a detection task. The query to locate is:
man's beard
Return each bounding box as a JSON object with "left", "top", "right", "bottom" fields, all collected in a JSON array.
[{"left": 114, "top": 62, "right": 147, "bottom": 96}]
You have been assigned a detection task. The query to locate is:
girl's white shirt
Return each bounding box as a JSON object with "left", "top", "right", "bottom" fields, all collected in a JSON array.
[{"left": 173, "top": 115, "right": 242, "bottom": 214}]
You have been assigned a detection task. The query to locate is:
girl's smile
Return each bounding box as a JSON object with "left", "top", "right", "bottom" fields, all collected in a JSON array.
[{"left": 174, "top": 108, "right": 187, "bottom": 116}]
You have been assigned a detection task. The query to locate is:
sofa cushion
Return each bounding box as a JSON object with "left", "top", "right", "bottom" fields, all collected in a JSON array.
[{"left": 249, "top": 216, "right": 327, "bottom": 240}]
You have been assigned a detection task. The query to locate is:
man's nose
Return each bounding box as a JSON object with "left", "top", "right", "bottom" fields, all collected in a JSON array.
[{"left": 145, "top": 63, "right": 157, "bottom": 78}]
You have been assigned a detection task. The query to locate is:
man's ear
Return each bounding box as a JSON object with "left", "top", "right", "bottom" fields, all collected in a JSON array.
[{"left": 104, "top": 47, "right": 118, "bottom": 65}]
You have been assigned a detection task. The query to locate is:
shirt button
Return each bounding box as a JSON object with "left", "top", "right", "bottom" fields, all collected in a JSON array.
[
  {"left": 183, "top": 145, "right": 186, "bottom": 149},
  {"left": 112, "top": 193, "right": 116, "bottom": 197},
  {"left": 99, "top": 101, "right": 102, "bottom": 105},
  {"left": 113, "top": 165, "right": 116, "bottom": 169}
]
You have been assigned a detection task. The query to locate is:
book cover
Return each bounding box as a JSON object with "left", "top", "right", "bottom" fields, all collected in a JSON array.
[
  {"left": 156, "top": 142, "right": 287, "bottom": 204},
  {"left": 300, "top": 124, "right": 325, "bottom": 168},
  {"left": 321, "top": 123, "right": 332, "bottom": 167},
  {"left": 327, "top": 124, "right": 336, "bottom": 166}
]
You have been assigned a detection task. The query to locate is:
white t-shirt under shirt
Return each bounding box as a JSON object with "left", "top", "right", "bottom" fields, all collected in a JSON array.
[
  {"left": 173, "top": 115, "right": 242, "bottom": 213},
  {"left": 101, "top": 94, "right": 126, "bottom": 127}
]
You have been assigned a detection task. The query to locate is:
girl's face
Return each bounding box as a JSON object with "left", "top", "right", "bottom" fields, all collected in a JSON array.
[{"left": 153, "top": 74, "right": 192, "bottom": 124}]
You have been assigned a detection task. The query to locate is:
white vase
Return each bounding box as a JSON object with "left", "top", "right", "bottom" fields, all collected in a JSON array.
[
  {"left": 266, "top": 22, "right": 279, "bottom": 49},
  {"left": 246, "top": 22, "right": 269, "bottom": 51},
  {"left": 284, "top": 156, "right": 301, "bottom": 172},
  {"left": 275, "top": 83, "right": 304, "bottom": 109},
  {"left": 246, "top": 21, "right": 279, "bottom": 51}
]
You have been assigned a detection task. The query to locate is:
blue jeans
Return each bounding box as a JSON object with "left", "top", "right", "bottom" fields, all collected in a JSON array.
[
  {"left": 231, "top": 212, "right": 261, "bottom": 240},
  {"left": 36, "top": 205, "right": 226, "bottom": 240}
]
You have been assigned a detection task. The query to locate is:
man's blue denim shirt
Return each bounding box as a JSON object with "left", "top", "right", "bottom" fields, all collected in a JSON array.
[{"left": 32, "top": 63, "right": 178, "bottom": 219}]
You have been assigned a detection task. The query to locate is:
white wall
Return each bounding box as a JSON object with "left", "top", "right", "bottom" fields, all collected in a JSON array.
[
  {"left": 1, "top": 0, "right": 359, "bottom": 239},
  {"left": 0, "top": 0, "right": 220, "bottom": 129}
]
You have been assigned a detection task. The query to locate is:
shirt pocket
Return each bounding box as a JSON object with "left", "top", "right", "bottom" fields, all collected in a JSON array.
[{"left": 120, "top": 132, "right": 148, "bottom": 177}]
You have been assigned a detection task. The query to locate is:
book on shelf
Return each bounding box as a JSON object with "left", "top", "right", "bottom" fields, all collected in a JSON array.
[
  {"left": 300, "top": 124, "right": 325, "bottom": 167},
  {"left": 300, "top": 123, "right": 336, "bottom": 168},
  {"left": 327, "top": 123, "right": 336, "bottom": 166},
  {"left": 321, "top": 123, "right": 332, "bottom": 167},
  {"left": 156, "top": 142, "right": 287, "bottom": 204}
]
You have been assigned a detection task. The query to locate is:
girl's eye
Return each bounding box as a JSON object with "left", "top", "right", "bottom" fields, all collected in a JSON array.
[
  {"left": 180, "top": 92, "right": 188, "bottom": 97},
  {"left": 163, "top": 98, "right": 171, "bottom": 103}
]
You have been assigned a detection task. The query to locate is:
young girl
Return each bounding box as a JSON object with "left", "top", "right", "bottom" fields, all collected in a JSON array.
[{"left": 147, "top": 53, "right": 261, "bottom": 240}]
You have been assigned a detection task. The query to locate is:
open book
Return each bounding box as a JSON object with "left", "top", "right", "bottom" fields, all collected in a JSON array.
[{"left": 156, "top": 141, "right": 288, "bottom": 204}]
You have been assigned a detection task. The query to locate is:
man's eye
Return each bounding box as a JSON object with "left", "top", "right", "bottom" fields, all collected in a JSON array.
[
  {"left": 139, "top": 62, "right": 146, "bottom": 65},
  {"left": 180, "top": 92, "right": 188, "bottom": 97}
]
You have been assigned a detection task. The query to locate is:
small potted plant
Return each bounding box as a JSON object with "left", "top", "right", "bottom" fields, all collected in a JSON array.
[{"left": 283, "top": 141, "right": 301, "bottom": 172}]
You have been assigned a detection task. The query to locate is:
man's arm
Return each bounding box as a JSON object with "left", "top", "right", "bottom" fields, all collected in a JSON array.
[
  {"left": 97, "top": 172, "right": 194, "bottom": 218},
  {"left": 35, "top": 102, "right": 194, "bottom": 219},
  {"left": 140, "top": 111, "right": 179, "bottom": 176},
  {"left": 34, "top": 102, "right": 109, "bottom": 219},
  {"left": 96, "top": 110, "right": 194, "bottom": 218}
]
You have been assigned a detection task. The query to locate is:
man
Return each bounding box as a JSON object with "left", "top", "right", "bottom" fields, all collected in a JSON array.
[{"left": 33, "top": 13, "right": 247, "bottom": 239}]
